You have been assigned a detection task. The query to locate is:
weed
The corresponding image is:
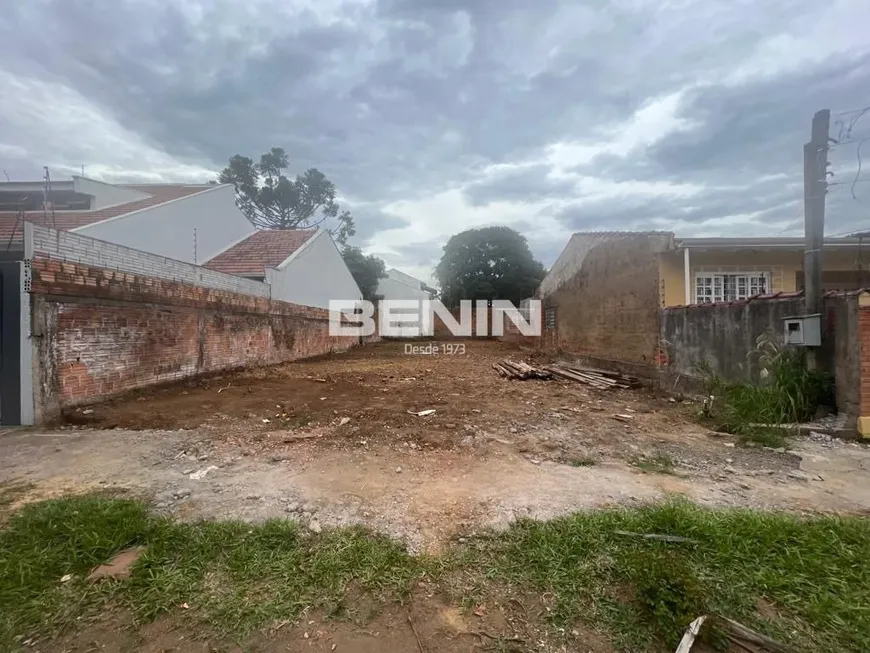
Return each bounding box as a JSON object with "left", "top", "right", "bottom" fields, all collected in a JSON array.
[
  {"left": 566, "top": 457, "right": 596, "bottom": 467},
  {"left": 630, "top": 453, "right": 677, "bottom": 475},
  {"left": 737, "top": 427, "right": 789, "bottom": 449},
  {"left": 694, "top": 334, "right": 834, "bottom": 439},
  {"left": 628, "top": 550, "right": 708, "bottom": 645}
]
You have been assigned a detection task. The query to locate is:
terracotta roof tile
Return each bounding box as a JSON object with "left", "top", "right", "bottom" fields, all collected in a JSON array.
[
  {"left": 203, "top": 229, "right": 318, "bottom": 276},
  {"left": 0, "top": 184, "right": 214, "bottom": 246}
]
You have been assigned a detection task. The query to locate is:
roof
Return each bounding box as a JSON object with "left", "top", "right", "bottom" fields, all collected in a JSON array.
[
  {"left": 662, "top": 288, "right": 870, "bottom": 310},
  {"left": 0, "top": 184, "right": 215, "bottom": 246},
  {"left": 674, "top": 236, "right": 870, "bottom": 250},
  {"left": 203, "top": 229, "right": 318, "bottom": 277}
]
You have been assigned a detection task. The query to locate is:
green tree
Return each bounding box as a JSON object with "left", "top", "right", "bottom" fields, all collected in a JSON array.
[
  {"left": 435, "top": 226, "right": 546, "bottom": 307},
  {"left": 219, "top": 147, "right": 355, "bottom": 245},
  {"left": 342, "top": 246, "right": 387, "bottom": 301}
]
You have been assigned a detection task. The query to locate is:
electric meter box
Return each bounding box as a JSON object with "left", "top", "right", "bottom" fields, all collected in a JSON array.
[{"left": 783, "top": 314, "right": 821, "bottom": 347}]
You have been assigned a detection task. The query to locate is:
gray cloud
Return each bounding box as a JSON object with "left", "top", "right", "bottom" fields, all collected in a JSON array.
[
  {"left": 463, "top": 165, "right": 576, "bottom": 206},
  {"left": 350, "top": 207, "right": 411, "bottom": 245},
  {"left": 1, "top": 0, "right": 869, "bottom": 260}
]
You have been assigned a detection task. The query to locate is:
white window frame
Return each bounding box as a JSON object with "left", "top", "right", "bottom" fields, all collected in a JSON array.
[{"left": 694, "top": 271, "right": 770, "bottom": 304}]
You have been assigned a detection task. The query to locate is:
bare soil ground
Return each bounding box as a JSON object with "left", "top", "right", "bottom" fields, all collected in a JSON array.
[
  {"left": 3, "top": 340, "right": 869, "bottom": 556},
  {"left": 48, "top": 587, "right": 599, "bottom": 653}
]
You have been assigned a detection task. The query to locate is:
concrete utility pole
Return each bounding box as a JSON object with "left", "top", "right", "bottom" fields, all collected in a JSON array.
[{"left": 803, "top": 109, "right": 830, "bottom": 368}]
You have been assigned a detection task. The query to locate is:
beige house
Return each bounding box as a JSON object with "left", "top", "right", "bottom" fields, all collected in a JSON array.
[
  {"left": 537, "top": 230, "right": 870, "bottom": 368},
  {"left": 658, "top": 235, "right": 870, "bottom": 307}
]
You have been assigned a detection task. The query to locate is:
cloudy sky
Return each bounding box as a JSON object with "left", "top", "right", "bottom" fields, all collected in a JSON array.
[{"left": 2, "top": 0, "right": 870, "bottom": 282}]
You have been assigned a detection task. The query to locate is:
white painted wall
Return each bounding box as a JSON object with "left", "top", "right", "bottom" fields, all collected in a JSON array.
[
  {"left": 73, "top": 177, "right": 150, "bottom": 209},
  {"left": 376, "top": 269, "right": 431, "bottom": 301},
  {"left": 266, "top": 231, "right": 362, "bottom": 309},
  {"left": 376, "top": 276, "right": 431, "bottom": 301},
  {"left": 74, "top": 185, "right": 255, "bottom": 265}
]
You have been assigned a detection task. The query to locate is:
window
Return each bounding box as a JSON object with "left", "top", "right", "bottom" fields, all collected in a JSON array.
[
  {"left": 544, "top": 307, "right": 556, "bottom": 330},
  {"left": 694, "top": 272, "right": 769, "bottom": 304}
]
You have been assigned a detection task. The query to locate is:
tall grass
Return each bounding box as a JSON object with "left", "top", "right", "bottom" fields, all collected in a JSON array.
[{"left": 695, "top": 334, "right": 834, "bottom": 439}]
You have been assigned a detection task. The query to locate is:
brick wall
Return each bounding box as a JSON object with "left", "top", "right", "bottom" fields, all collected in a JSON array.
[
  {"left": 541, "top": 233, "right": 671, "bottom": 364},
  {"left": 860, "top": 298, "right": 870, "bottom": 436},
  {"left": 24, "top": 224, "right": 361, "bottom": 421}
]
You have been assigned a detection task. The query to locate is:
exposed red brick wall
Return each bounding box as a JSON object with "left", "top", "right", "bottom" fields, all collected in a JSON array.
[
  {"left": 542, "top": 234, "right": 670, "bottom": 364},
  {"left": 860, "top": 306, "right": 870, "bottom": 418},
  {"left": 29, "top": 256, "right": 359, "bottom": 420}
]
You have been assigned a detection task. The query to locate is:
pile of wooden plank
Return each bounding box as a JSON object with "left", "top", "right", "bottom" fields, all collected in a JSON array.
[
  {"left": 493, "top": 358, "right": 640, "bottom": 390},
  {"left": 492, "top": 359, "right": 553, "bottom": 380},
  {"left": 544, "top": 364, "right": 639, "bottom": 390}
]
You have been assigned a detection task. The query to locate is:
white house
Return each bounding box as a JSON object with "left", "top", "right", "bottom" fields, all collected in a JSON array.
[
  {"left": 376, "top": 268, "right": 436, "bottom": 301},
  {"left": 204, "top": 228, "right": 362, "bottom": 309},
  {"left": 0, "top": 176, "right": 255, "bottom": 264}
]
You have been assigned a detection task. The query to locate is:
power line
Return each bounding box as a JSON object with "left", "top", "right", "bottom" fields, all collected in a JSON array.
[
  {"left": 828, "top": 178, "right": 870, "bottom": 187},
  {"left": 826, "top": 227, "right": 870, "bottom": 238},
  {"left": 829, "top": 136, "right": 870, "bottom": 149},
  {"left": 833, "top": 106, "right": 870, "bottom": 143},
  {"left": 832, "top": 104, "right": 870, "bottom": 117}
]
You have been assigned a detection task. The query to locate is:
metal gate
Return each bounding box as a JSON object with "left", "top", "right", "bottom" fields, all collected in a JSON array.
[{"left": 0, "top": 262, "right": 21, "bottom": 425}]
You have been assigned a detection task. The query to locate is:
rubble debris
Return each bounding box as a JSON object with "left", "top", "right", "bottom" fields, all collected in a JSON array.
[
  {"left": 88, "top": 546, "right": 146, "bottom": 581},
  {"left": 546, "top": 364, "right": 639, "bottom": 389},
  {"left": 614, "top": 530, "right": 698, "bottom": 544},
  {"left": 281, "top": 432, "right": 322, "bottom": 442},
  {"left": 189, "top": 466, "right": 218, "bottom": 480},
  {"left": 675, "top": 615, "right": 707, "bottom": 653},
  {"left": 493, "top": 358, "right": 640, "bottom": 390},
  {"left": 718, "top": 616, "right": 791, "bottom": 653}
]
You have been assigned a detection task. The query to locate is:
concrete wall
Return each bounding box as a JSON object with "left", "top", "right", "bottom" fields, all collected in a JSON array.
[
  {"left": 24, "top": 224, "right": 358, "bottom": 423},
  {"left": 75, "top": 185, "right": 255, "bottom": 265},
  {"left": 376, "top": 270, "right": 431, "bottom": 301},
  {"left": 659, "top": 295, "right": 805, "bottom": 383},
  {"left": 541, "top": 233, "right": 672, "bottom": 364},
  {"left": 659, "top": 292, "right": 867, "bottom": 434},
  {"left": 266, "top": 231, "right": 362, "bottom": 309}
]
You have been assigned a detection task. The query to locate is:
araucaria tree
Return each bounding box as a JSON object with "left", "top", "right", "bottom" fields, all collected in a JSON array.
[
  {"left": 219, "top": 147, "right": 355, "bottom": 245},
  {"left": 435, "top": 226, "right": 546, "bottom": 307}
]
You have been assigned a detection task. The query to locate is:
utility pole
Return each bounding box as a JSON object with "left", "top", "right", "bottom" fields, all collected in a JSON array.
[{"left": 803, "top": 109, "right": 830, "bottom": 368}]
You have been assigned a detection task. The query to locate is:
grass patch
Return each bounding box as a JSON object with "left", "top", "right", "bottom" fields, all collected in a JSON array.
[
  {"left": 0, "top": 495, "right": 418, "bottom": 648},
  {"left": 463, "top": 501, "right": 870, "bottom": 652},
  {"left": 695, "top": 335, "right": 834, "bottom": 444},
  {"left": 0, "top": 482, "right": 33, "bottom": 518},
  {"left": 737, "top": 426, "right": 790, "bottom": 449},
  {"left": 566, "top": 456, "right": 596, "bottom": 467},
  {"left": 2, "top": 496, "right": 869, "bottom": 652},
  {"left": 629, "top": 453, "right": 677, "bottom": 475}
]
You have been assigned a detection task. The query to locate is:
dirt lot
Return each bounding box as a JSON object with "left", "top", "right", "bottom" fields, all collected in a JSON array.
[{"left": 3, "top": 339, "right": 870, "bottom": 554}]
